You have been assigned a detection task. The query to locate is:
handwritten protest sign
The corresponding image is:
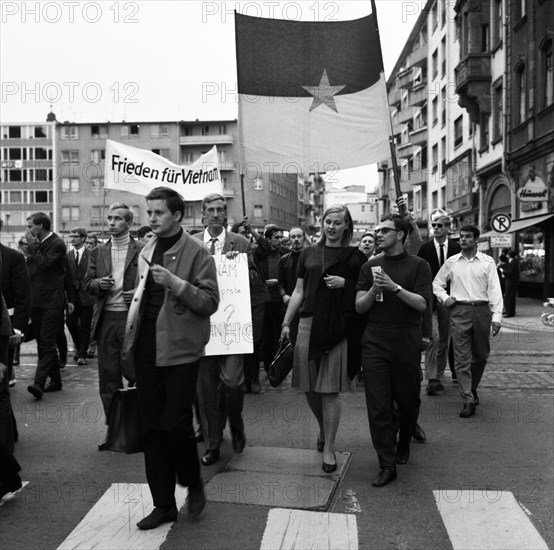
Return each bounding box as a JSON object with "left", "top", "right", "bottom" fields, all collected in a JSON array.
[
  {"left": 104, "top": 139, "right": 222, "bottom": 200},
  {"left": 205, "top": 253, "right": 253, "bottom": 356}
]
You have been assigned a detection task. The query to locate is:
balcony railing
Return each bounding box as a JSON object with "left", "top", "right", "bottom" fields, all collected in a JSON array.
[
  {"left": 396, "top": 106, "right": 415, "bottom": 125},
  {"left": 409, "top": 82, "right": 429, "bottom": 108},
  {"left": 409, "top": 126, "right": 428, "bottom": 146},
  {"left": 179, "top": 134, "right": 234, "bottom": 145},
  {"left": 407, "top": 45, "right": 427, "bottom": 69},
  {"left": 397, "top": 142, "right": 414, "bottom": 159}
]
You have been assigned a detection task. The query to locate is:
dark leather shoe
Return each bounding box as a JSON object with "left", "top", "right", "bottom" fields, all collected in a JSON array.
[
  {"left": 98, "top": 440, "right": 109, "bottom": 451},
  {"left": 412, "top": 423, "right": 426, "bottom": 443},
  {"left": 186, "top": 483, "right": 206, "bottom": 517},
  {"left": 27, "top": 384, "right": 43, "bottom": 400},
  {"left": 194, "top": 430, "right": 204, "bottom": 443},
  {"left": 426, "top": 379, "right": 443, "bottom": 395},
  {"left": 77, "top": 358, "right": 88, "bottom": 366},
  {"left": 372, "top": 467, "right": 397, "bottom": 487},
  {"left": 0, "top": 474, "right": 22, "bottom": 500},
  {"left": 459, "top": 403, "right": 476, "bottom": 418},
  {"left": 137, "top": 506, "right": 178, "bottom": 530},
  {"left": 232, "top": 432, "right": 246, "bottom": 454},
  {"left": 322, "top": 453, "right": 337, "bottom": 473},
  {"left": 43, "top": 383, "right": 62, "bottom": 393},
  {"left": 472, "top": 389, "right": 479, "bottom": 406},
  {"left": 201, "top": 449, "right": 220, "bottom": 466},
  {"left": 396, "top": 446, "right": 410, "bottom": 465}
]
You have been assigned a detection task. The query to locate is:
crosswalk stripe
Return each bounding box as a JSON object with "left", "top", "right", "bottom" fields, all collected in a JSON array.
[
  {"left": 57, "top": 483, "right": 188, "bottom": 550},
  {"left": 434, "top": 490, "right": 549, "bottom": 550},
  {"left": 260, "top": 508, "right": 358, "bottom": 550},
  {"left": 0, "top": 481, "right": 29, "bottom": 507}
]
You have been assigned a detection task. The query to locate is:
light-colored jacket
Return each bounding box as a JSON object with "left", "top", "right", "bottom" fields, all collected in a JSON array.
[{"left": 122, "top": 230, "right": 219, "bottom": 366}]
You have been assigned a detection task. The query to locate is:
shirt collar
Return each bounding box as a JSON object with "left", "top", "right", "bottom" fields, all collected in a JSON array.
[{"left": 203, "top": 228, "right": 225, "bottom": 244}]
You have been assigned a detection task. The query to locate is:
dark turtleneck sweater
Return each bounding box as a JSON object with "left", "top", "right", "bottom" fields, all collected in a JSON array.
[{"left": 144, "top": 228, "right": 183, "bottom": 319}]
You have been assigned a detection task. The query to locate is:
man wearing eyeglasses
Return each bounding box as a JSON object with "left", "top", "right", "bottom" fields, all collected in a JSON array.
[
  {"left": 417, "top": 210, "right": 461, "bottom": 395},
  {"left": 356, "top": 215, "right": 432, "bottom": 488}
]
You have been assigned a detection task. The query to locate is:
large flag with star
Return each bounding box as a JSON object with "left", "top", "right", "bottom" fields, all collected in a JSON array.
[{"left": 235, "top": 12, "right": 392, "bottom": 175}]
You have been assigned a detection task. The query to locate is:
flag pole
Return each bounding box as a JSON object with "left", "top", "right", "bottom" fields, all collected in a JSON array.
[
  {"left": 370, "top": 0, "right": 406, "bottom": 216},
  {"left": 235, "top": 11, "right": 248, "bottom": 220},
  {"left": 240, "top": 173, "right": 246, "bottom": 217}
]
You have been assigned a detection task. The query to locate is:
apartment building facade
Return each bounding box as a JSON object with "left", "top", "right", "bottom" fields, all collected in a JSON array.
[{"left": 0, "top": 118, "right": 56, "bottom": 243}]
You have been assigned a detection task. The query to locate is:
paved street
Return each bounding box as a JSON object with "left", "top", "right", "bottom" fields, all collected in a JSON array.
[{"left": 1, "top": 299, "right": 553, "bottom": 550}]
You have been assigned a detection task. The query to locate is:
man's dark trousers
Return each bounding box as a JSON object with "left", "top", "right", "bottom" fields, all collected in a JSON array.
[
  {"left": 31, "top": 307, "right": 63, "bottom": 387},
  {"left": 362, "top": 325, "right": 422, "bottom": 468},
  {"left": 134, "top": 319, "right": 201, "bottom": 510},
  {"left": 67, "top": 301, "right": 93, "bottom": 360}
]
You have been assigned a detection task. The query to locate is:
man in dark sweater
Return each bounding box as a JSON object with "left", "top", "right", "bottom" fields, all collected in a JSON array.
[
  {"left": 356, "top": 214, "right": 432, "bottom": 488},
  {"left": 25, "top": 212, "right": 68, "bottom": 399}
]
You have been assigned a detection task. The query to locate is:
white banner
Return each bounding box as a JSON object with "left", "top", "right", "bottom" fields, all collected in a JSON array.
[
  {"left": 104, "top": 140, "right": 222, "bottom": 200},
  {"left": 205, "top": 253, "right": 253, "bottom": 356}
]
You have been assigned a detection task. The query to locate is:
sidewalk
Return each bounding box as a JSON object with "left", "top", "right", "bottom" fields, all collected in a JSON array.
[{"left": 502, "top": 296, "right": 554, "bottom": 332}]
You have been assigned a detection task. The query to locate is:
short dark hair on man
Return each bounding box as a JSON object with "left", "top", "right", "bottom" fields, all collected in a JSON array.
[
  {"left": 460, "top": 224, "right": 480, "bottom": 239},
  {"left": 27, "top": 212, "right": 51, "bottom": 231},
  {"left": 137, "top": 225, "right": 152, "bottom": 238},
  {"left": 70, "top": 227, "right": 87, "bottom": 238},
  {"left": 380, "top": 214, "right": 411, "bottom": 243},
  {"left": 145, "top": 187, "right": 185, "bottom": 222},
  {"left": 264, "top": 225, "right": 282, "bottom": 239},
  {"left": 201, "top": 193, "right": 226, "bottom": 212}
]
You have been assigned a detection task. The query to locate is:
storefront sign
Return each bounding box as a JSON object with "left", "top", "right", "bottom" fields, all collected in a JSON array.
[{"left": 517, "top": 176, "right": 549, "bottom": 202}]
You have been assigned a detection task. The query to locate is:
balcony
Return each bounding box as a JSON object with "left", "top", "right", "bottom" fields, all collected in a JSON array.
[
  {"left": 222, "top": 186, "right": 235, "bottom": 198},
  {"left": 407, "top": 45, "right": 427, "bottom": 69},
  {"left": 397, "top": 141, "right": 415, "bottom": 159},
  {"left": 409, "top": 82, "right": 428, "bottom": 108},
  {"left": 401, "top": 168, "right": 428, "bottom": 187},
  {"left": 454, "top": 53, "right": 492, "bottom": 123},
  {"left": 409, "top": 126, "right": 428, "bottom": 146},
  {"left": 179, "top": 134, "right": 234, "bottom": 146},
  {"left": 219, "top": 161, "right": 237, "bottom": 171},
  {"left": 388, "top": 88, "right": 401, "bottom": 106},
  {"left": 396, "top": 106, "right": 415, "bottom": 125},
  {"left": 397, "top": 68, "right": 413, "bottom": 89}
]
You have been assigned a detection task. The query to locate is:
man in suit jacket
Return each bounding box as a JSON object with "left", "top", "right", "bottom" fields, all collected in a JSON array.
[
  {"left": 25, "top": 212, "right": 67, "bottom": 399},
  {"left": 0, "top": 242, "right": 31, "bottom": 383},
  {"left": 66, "top": 227, "right": 95, "bottom": 365},
  {"left": 193, "top": 193, "right": 254, "bottom": 466},
  {"left": 84, "top": 203, "right": 143, "bottom": 448},
  {"left": 417, "top": 210, "right": 461, "bottom": 395}
]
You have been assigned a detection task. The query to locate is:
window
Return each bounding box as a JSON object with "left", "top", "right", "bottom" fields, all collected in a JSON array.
[
  {"left": 120, "top": 126, "right": 129, "bottom": 138},
  {"left": 90, "top": 178, "right": 103, "bottom": 191},
  {"left": 431, "top": 1, "right": 438, "bottom": 33},
  {"left": 481, "top": 23, "right": 490, "bottom": 53},
  {"left": 9, "top": 191, "right": 22, "bottom": 203},
  {"left": 454, "top": 116, "right": 463, "bottom": 147},
  {"left": 34, "top": 126, "right": 47, "bottom": 138},
  {"left": 432, "top": 97, "right": 439, "bottom": 125},
  {"left": 516, "top": 0, "right": 526, "bottom": 20},
  {"left": 254, "top": 205, "right": 263, "bottom": 217},
  {"left": 492, "top": 0, "right": 502, "bottom": 47},
  {"left": 8, "top": 148, "right": 22, "bottom": 160},
  {"left": 184, "top": 205, "right": 194, "bottom": 218},
  {"left": 62, "top": 178, "right": 79, "bottom": 192},
  {"left": 432, "top": 49, "right": 438, "bottom": 79},
  {"left": 91, "top": 206, "right": 103, "bottom": 222},
  {"left": 34, "top": 169, "right": 49, "bottom": 181},
  {"left": 131, "top": 206, "right": 141, "bottom": 224},
  {"left": 441, "top": 38, "right": 446, "bottom": 77},
  {"left": 62, "top": 151, "right": 79, "bottom": 164},
  {"left": 492, "top": 82, "right": 502, "bottom": 141},
  {"left": 8, "top": 126, "right": 21, "bottom": 139},
  {"left": 61, "top": 126, "right": 79, "bottom": 140},
  {"left": 516, "top": 65, "right": 526, "bottom": 123},
  {"left": 480, "top": 113, "right": 490, "bottom": 146},
  {"left": 183, "top": 126, "right": 192, "bottom": 136},
  {"left": 441, "top": 86, "right": 446, "bottom": 126},
  {"left": 8, "top": 170, "right": 23, "bottom": 182},
  {"left": 254, "top": 178, "right": 263, "bottom": 190},
  {"left": 182, "top": 152, "right": 194, "bottom": 164},
  {"left": 432, "top": 190, "right": 438, "bottom": 209},
  {"left": 541, "top": 41, "right": 553, "bottom": 109},
  {"left": 440, "top": 0, "right": 446, "bottom": 28},
  {"left": 441, "top": 136, "right": 446, "bottom": 175},
  {"left": 432, "top": 144, "right": 438, "bottom": 172},
  {"left": 202, "top": 125, "right": 210, "bottom": 136},
  {"left": 152, "top": 148, "right": 170, "bottom": 159},
  {"left": 130, "top": 124, "right": 139, "bottom": 137},
  {"left": 62, "top": 206, "right": 80, "bottom": 221},
  {"left": 90, "top": 150, "right": 105, "bottom": 164},
  {"left": 91, "top": 125, "right": 108, "bottom": 139},
  {"left": 219, "top": 124, "right": 227, "bottom": 134},
  {"left": 34, "top": 191, "right": 49, "bottom": 203},
  {"left": 461, "top": 12, "right": 469, "bottom": 57},
  {"left": 34, "top": 147, "right": 50, "bottom": 160},
  {"left": 150, "top": 124, "right": 168, "bottom": 138}
]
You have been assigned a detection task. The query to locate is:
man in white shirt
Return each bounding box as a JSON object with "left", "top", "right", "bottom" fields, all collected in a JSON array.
[{"left": 433, "top": 225, "right": 503, "bottom": 418}]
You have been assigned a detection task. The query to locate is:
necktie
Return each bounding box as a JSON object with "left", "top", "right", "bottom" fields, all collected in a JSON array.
[
  {"left": 439, "top": 244, "right": 445, "bottom": 267},
  {"left": 75, "top": 249, "right": 80, "bottom": 265},
  {"left": 209, "top": 238, "right": 217, "bottom": 255}
]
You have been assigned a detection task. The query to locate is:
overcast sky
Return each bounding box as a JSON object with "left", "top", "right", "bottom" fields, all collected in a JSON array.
[{"left": 1, "top": 0, "right": 420, "bottom": 188}]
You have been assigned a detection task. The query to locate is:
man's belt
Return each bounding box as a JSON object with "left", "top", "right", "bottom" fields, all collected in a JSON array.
[{"left": 455, "top": 300, "right": 488, "bottom": 307}]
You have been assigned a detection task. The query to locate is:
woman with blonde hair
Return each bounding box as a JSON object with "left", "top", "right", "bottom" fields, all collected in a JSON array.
[{"left": 280, "top": 204, "right": 364, "bottom": 472}]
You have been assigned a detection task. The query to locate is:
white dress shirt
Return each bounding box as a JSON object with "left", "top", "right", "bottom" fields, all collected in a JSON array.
[
  {"left": 433, "top": 251, "right": 504, "bottom": 323},
  {"left": 203, "top": 228, "right": 225, "bottom": 255}
]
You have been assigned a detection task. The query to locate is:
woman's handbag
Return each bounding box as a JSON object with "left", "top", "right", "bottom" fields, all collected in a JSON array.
[
  {"left": 268, "top": 340, "right": 294, "bottom": 388},
  {"left": 105, "top": 387, "right": 143, "bottom": 454}
]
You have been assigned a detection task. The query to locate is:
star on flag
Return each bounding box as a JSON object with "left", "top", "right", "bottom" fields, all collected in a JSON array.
[{"left": 302, "top": 69, "right": 346, "bottom": 113}]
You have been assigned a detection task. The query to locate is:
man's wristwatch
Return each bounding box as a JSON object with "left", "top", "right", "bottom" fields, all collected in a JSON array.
[{"left": 393, "top": 285, "right": 402, "bottom": 294}]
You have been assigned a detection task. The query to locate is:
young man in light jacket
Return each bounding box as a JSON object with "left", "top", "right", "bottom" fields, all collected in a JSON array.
[{"left": 122, "top": 187, "right": 219, "bottom": 531}]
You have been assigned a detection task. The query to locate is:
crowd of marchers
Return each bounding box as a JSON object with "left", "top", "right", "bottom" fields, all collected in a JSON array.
[{"left": 0, "top": 189, "right": 503, "bottom": 528}]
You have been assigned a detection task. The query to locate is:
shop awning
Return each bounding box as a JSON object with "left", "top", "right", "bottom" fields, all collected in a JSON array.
[{"left": 480, "top": 213, "right": 554, "bottom": 239}]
